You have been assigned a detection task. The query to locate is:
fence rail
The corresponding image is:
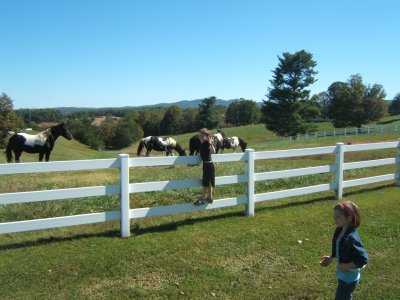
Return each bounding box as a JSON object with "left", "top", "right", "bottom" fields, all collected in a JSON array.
[
  {"left": 290, "top": 124, "right": 400, "bottom": 140},
  {"left": 1, "top": 141, "right": 399, "bottom": 237}
]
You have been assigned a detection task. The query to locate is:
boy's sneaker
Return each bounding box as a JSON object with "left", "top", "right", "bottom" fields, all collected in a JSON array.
[
  {"left": 193, "top": 197, "right": 206, "bottom": 206},
  {"left": 206, "top": 197, "right": 213, "bottom": 204}
]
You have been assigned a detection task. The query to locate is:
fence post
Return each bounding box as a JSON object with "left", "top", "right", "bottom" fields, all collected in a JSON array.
[
  {"left": 245, "top": 149, "right": 255, "bottom": 216},
  {"left": 335, "top": 143, "right": 344, "bottom": 200},
  {"left": 119, "top": 154, "right": 130, "bottom": 237},
  {"left": 396, "top": 140, "right": 400, "bottom": 187}
]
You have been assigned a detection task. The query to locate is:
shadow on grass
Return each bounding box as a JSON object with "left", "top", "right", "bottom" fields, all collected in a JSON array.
[
  {"left": 377, "top": 118, "right": 400, "bottom": 125},
  {"left": 0, "top": 229, "right": 119, "bottom": 251},
  {"left": 131, "top": 183, "right": 393, "bottom": 235},
  {"left": 1, "top": 184, "right": 393, "bottom": 250}
]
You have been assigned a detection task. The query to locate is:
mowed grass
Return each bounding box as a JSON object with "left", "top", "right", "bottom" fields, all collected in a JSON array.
[{"left": 0, "top": 119, "right": 400, "bottom": 299}]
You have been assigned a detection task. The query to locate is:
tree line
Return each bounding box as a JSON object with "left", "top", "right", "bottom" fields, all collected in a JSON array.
[{"left": 1, "top": 49, "right": 400, "bottom": 148}]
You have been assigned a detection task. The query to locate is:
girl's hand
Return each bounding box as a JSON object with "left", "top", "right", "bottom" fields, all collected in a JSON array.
[{"left": 319, "top": 256, "right": 333, "bottom": 267}]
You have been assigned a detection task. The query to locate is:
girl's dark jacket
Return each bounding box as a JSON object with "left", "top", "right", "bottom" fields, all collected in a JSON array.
[{"left": 331, "top": 227, "right": 368, "bottom": 268}]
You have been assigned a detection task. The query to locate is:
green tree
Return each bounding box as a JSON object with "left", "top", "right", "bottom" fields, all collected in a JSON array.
[
  {"left": 182, "top": 108, "right": 198, "bottom": 133},
  {"left": 261, "top": 50, "right": 318, "bottom": 136},
  {"left": 111, "top": 113, "right": 143, "bottom": 149},
  {"left": 100, "top": 116, "right": 118, "bottom": 149},
  {"left": 225, "top": 98, "right": 261, "bottom": 126},
  {"left": 160, "top": 105, "right": 183, "bottom": 135},
  {"left": 196, "top": 96, "right": 219, "bottom": 129},
  {"left": 136, "top": 109, "right": 164, "bottom": 137},
  {"left": 0, "top": 93, "right": 24, "bottom": 147},
  {"left": 310, "top": 92, "right": 329, "bottom": 119},
  {"left": 389, "top": 92, "right": 400, "bottom": 115},
  {"left": 327, "top": 74, "right": 387, "bottom": 128}
]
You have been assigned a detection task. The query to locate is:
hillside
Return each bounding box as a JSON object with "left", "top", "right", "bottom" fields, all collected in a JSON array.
[{"left": 53, "top": 98, "right": 241, "bottom": 114}]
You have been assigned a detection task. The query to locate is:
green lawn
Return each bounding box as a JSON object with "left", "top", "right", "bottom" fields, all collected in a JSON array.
[{"left": 0, "top": 119, "right": 399, "bottom": 299}]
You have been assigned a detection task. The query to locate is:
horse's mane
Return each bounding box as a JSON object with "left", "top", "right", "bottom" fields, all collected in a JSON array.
[{"left": 164, "top": 137, "right": 177, "bottom": 147}]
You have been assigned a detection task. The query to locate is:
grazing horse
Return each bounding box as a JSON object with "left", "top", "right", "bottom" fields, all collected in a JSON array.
[
  {"left": 188, "top": 133, "right": 223, "bottom": 155},
  {"left": 5, "top": 122, "right": 73, "bottom": 163},
  {"left": 223, "top": 136, "right": 247, "bottom": 153},
  {"left": 137, "top": 136, "right": 186, "bottom": 156}
]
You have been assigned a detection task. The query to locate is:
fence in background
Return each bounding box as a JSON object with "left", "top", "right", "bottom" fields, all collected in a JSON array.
[
  {"left": 290, "top": 124, "right": 400, "bottom": 140},
  {"left": 1, "top": 141, "right": 399, "bottom": 237}
]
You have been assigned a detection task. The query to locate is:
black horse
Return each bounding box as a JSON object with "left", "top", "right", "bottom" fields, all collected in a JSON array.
[
  {"left": 5, "top": 122, "right": 73, "bottom": 163},
  {"left": 137, "top": 136, "right": 186, "bottom": 156},
  {"left": 188, "top": 134, "right": 223, "bottom": 155}
]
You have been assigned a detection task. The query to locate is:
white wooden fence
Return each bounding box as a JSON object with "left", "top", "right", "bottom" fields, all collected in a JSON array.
[
  {"left": 1, "top": 141, "right": 399, "bottom": 237},
  {"left": 290, "top": 124, "right": 400, "bottom": 140}
]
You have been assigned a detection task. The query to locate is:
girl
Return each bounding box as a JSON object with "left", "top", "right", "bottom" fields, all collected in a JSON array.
[{"left": 320, "top": 200, "right": 368, "bottom": 300}]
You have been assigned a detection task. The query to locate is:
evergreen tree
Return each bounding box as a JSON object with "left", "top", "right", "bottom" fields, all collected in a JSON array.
[
  {"left": 195, "top": 96, "right": 219, "bottom": 129},
  {"left": 389, "top": 92, "right": 400, "bottom": 115},
  {"left": 261, "top": 50, "right": 318, "bottom": 136},
  {"left": 160, "top": 105, "right": 183, "bottom": 135}
]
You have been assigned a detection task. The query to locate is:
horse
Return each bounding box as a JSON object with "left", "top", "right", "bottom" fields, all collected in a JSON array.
[
  {"left": 222, "top": 136, "right": 247, "bottom": 153},
  {"left": 5, "top": 122, "right": 73, "bottom": 163},
  {"left": 137, "top": 136, "right": 186, "bottom": 156},
  {"left": 188, "top": 133, "right": 224, "bottom": 155}
]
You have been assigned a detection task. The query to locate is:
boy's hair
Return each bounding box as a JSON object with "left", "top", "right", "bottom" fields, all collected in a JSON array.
[
  {"left": 334, "top": 200, "right": 361, "bottom": 228},
  {"left": 199, "top": 128, "right": 210, "bottom": 137}
]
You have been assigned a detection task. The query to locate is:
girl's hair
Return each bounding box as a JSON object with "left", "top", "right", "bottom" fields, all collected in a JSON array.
[
  {"left": 199, "top": 128, "right": 210, "bottom": 137},
  {"left": 334, "top": 200, "right": 361, "bottom": 228}
]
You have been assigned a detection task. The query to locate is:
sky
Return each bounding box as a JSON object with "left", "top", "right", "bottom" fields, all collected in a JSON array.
[{"left": 1, "top": 0, "right": 399, "bottom": 109}]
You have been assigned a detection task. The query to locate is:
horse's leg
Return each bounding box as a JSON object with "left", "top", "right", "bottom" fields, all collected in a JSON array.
[
  {"left": 39, "top": 152, "right": 45, "bottom": 162},
  {"left": 45, "top": 152, "right": 51, "bottom": 162},
  {"left": 14, "top": 150, "right": 22, "bottom": 163}
]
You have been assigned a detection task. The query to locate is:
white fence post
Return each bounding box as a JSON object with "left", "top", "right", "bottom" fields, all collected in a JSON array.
[
  {"left": 335, "top": 143, "right": 344, "bottom": 200},
  {"left": 396, "top": 140, "right": 400, "bottom": 187},
  {"left": 119, "top": 154, "right": 130, "bottom": 237},
  {"left": 245, "top": 149, "right": 255, "bottom": 216}
]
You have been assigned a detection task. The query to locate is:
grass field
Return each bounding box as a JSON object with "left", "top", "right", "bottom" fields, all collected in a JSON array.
[{"left": 0, "top": 119, "right": 399, "bottom": 299}]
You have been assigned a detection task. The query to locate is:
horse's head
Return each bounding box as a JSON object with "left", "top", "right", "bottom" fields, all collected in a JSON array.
[{"left": 53, "top": 122, "right": 73, "bottom": 140}]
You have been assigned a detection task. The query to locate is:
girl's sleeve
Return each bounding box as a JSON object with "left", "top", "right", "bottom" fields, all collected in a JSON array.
[{"left": 351, "top": 238, "right": 369, "bottom": 268}]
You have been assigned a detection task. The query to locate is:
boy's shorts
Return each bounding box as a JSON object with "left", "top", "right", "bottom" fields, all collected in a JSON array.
[{"left": 202, "top": 162, "right": 215, "bottom": 187}]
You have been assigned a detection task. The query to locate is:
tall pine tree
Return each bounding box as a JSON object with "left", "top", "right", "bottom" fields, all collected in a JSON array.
[
  {"left": 261, "top": 50, "right": 318, "bottom": 136},
  {"left": 195, "top": 96, "right": 219, "bottom": 129}
]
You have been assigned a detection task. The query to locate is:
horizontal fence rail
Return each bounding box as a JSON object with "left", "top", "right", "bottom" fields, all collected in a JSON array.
[
  {"left": 1, "top": 140, "right": 399, "bottom": 237},
  {"left": 290, "top": 124, "right": 400, "bottom": 141}
]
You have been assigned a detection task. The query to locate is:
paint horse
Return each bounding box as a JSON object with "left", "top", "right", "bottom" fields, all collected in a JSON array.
[
  {"left": 137, "top": 136, "right": 186, "bottom": 156},
  {"left": 222, "top": 136, "right": 247, "bottom": 153},
  {"left": 188, "top": 133, "right": 224, "bottom": 155},
  {"left": 5, "top": 122, "right": 73, "bottom": 163}
]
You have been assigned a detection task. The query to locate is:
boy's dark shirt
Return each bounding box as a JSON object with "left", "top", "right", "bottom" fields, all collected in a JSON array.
[{"left": 199, "top": 140, "right": 212, "bottom": 162}]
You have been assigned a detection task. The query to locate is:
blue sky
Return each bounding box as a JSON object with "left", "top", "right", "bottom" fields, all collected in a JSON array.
[{"left": 1, "top": 0, "right": 399, "bottom": 109}]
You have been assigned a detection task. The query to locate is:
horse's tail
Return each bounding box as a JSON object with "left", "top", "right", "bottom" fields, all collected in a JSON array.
[
  {"left": 239, "top": 138, "right": 247, "bottom": 152},
  {"left": 137, "top": 140, "right": 144, "bottom": 156},
  {"left": 5, "top": 136, "right": 14, "bottom": 163}
]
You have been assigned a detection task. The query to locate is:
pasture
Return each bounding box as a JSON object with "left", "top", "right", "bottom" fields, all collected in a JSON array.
[{"left": 0, "top": 121, "right": 399, "bottom": 299}]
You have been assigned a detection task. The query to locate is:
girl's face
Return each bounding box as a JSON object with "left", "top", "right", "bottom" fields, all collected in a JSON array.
[{"left": 334, "top": 209, "right": 351, "bottom": 228}]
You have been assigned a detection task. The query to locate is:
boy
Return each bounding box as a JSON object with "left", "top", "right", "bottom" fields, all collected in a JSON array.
[{"left": 194, "top": 128, "right": 215, "bottom": 205}]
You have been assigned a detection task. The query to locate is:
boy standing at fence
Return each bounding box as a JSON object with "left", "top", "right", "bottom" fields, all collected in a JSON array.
[
  {"left": 320, "top": 200, "right": 368, "bottom": 300},
  {"left": 194, "top": 128, "right": 215, "bottom": 205}
]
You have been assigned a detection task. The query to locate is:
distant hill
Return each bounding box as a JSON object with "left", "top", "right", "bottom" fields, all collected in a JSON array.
[{"left": 54, "top": 98, "right": 239, "bottom": 114}]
